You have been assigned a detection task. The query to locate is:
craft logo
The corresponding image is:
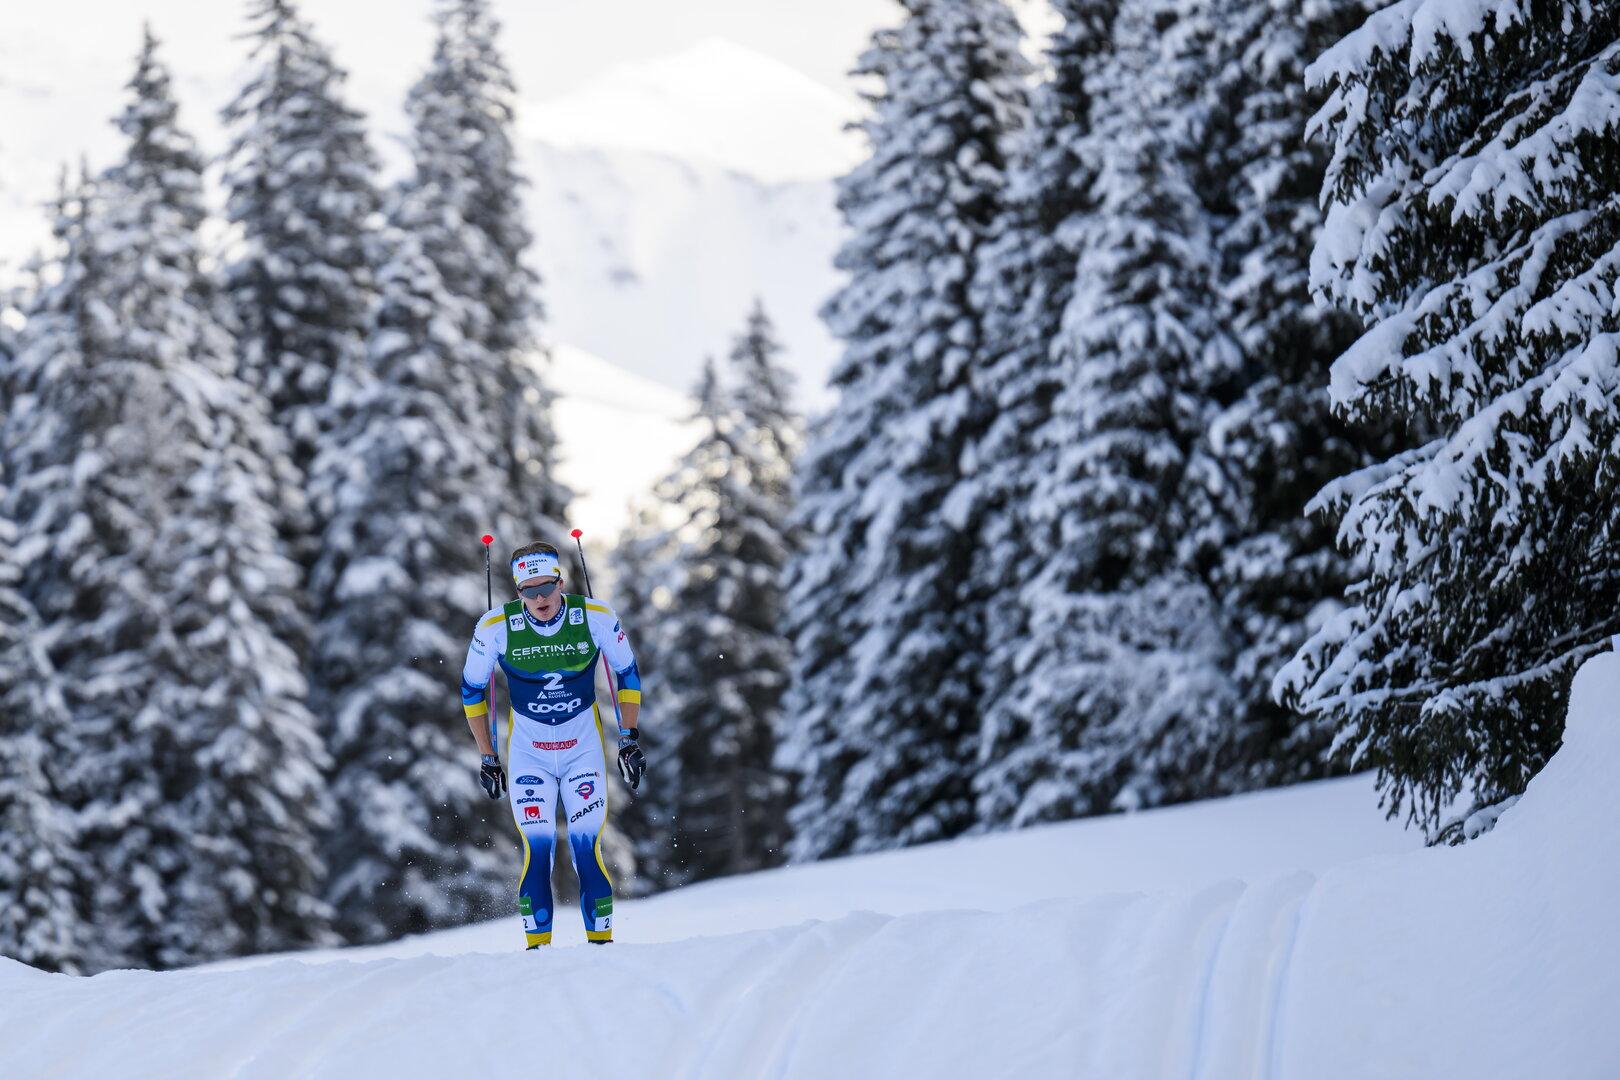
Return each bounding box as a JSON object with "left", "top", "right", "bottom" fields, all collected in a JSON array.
[
  {"left": 575, "top": 780, "right": 595, "bottom": 801},
  {"left": 524, "top": 804, "right": 542, "bottom": 822},
  {"left": 569, "top": 797, "right": 605, "bottom": 824}
]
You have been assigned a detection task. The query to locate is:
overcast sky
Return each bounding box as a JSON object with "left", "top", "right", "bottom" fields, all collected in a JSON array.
[
  {"left": 0, "top": 0, "right": 1058, "bottom": 270},
  {"left": 5, "top": 1, "right": 917, "bottom": 106}
]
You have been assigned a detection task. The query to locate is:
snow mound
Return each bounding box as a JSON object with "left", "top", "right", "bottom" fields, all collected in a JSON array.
[
  {"left": 4, "top": 666, "right": 1615, "bottom": 1077},
  {"left": 524, "top": 36, "right": 864, "bottom": 184}
]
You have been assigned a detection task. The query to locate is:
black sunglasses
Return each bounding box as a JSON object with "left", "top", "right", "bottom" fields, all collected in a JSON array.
[{"left": 519, "top": 579, "right": 562, "bottom": 600}]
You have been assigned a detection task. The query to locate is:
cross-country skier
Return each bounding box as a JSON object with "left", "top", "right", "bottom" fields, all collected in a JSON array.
[{"left": 460, "top": 541, "right": 646, "bottom": 947}]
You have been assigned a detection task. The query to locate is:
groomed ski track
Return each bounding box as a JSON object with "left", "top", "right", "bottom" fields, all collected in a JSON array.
[{"left": 5, "top": 657, "right": 1618, "bottom": 1078}]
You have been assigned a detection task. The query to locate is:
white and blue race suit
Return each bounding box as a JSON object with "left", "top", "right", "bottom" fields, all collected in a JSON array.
[{"left": 461, "top": 594, "right": 641, "bottom": 946}]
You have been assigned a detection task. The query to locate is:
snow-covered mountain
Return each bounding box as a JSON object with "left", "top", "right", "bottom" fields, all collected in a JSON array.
[
  {"left": 10, "top": 651, "right": 1617, "bottom": 1076},
  {"left": 532, "top": 142, "right": 844, "bottom": 405},
  {"left": 525, "top": 37, "right": 863, "bottom": 184},
  {"left": 545, "top": 342, "right": 698, "bottom": 539},
  {"left": 525, "top": 37, "right": 857, "bottom": 403},
  {"left": 0, "top": 25, "right": 857, "bottom": 403}
]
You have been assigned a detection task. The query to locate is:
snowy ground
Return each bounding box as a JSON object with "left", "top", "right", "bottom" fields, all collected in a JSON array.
[{"left": 5, "top": 660, "right": 1617, "bottom": 1076}]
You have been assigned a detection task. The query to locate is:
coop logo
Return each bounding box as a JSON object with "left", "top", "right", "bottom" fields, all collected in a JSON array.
[
  {"left": 569, "top": 798, "right": 604, "bottom": 824},
  {"left": 531, "top": 739, "right": 579, "bottom": 751},
  {"left": 575, "top": 780, "right": 595, "bottom": 801},
  {"left": 526, "top": 698, "right": 582, "bottom": 716}
]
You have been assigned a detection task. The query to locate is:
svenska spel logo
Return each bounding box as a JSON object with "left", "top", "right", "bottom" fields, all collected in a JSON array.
[{"left": 575, "top": 780, "right": 595, "bottom": 801}]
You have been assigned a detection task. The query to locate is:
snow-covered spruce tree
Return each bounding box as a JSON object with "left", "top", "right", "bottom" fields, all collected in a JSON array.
[
  {"left": 309, "top": 205, "right": 512, "bottom": 943},
  {"left": 643, "top": 344, "right": 794, "bottom": 885},
  {"left": 964, "top": 0, "right": 1118, "bottom": 828},
  {"left": 0, "top": 462, "right": 87, "bottom": 974},
  {"left": 1167, "top": 0, "right": 1381, "bottom": 790},
  {"left": 400, "top": 0, "right": 568, "bottom": 554},
  {"left": 1279, "top": 2, "right": 1620, "bottom": 840},
  {"left": 5, "top": 173, "right": 182, "bottom": 970},
  {"left": 781, "top": 0, "right": 1029, "bottom": 859},
  {"left": 105, "top": 30, "right": 333, "bottom": 962},
  {"left": 720, "top": 303, "right": 798, "bottom": 873},
  {"left": 221, "top": 0, "right": 380, "bottom": 485},
  {"left": 606, "top": 501, "right": 679, "bottom": 894},
  {"left": 1001, "top": 0, "right": 1242, "bottom": 825},
  {"left": 3, "top": 35, "right": 334, "bottom": 970}
]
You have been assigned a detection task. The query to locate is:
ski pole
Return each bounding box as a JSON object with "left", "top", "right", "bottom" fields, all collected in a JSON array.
[
  {"left": 570, "top": 527, "right": 595, "bottom": 596},
  {"left": 482, "top": 533, "right": 497, "bottom": 755},
  {"left": 571, "top": 528, "right": 626, "bottom": 735}
]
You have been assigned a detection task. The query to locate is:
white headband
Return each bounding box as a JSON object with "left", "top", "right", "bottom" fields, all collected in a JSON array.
[{"left": 512, "top": 551, "right": 560, "bottom": 585}]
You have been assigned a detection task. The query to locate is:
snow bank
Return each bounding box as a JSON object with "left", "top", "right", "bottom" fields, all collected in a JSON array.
[
  {"left": 3, "top": 669, "right": 1614, "bottom": 1077},
  {"left": 1280, "top": 651, "right": 1620, "bottom": 1079}
]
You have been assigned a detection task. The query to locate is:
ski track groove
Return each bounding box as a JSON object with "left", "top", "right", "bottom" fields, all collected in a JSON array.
[
  {"left": 656, "top": 931, "right": 795, "bottom": 1074},
  {"left": 1186, "top": 882, "right": 1245, "bottom": 1080},
  {"left": 674, "top": 914, "right": 888, "bottom": 1080},
  {"left": 756, "top": 917, "right": 892, "bottom": 1079},
  {"left": 1264, "top": 877, "right": 1318, "bottom": 1080},
  {"left": 234, "top": 956, "right": 440, "bottom": 1079}
]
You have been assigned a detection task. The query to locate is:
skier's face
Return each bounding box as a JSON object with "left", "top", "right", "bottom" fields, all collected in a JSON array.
[{"left": 519, "top": 576, "right": 564, "bottom": 621}]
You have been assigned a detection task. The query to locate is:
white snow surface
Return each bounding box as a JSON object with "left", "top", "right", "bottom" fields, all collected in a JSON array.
[{"left": 7, "top": 660, "right": 1618, "bottom": 1079}]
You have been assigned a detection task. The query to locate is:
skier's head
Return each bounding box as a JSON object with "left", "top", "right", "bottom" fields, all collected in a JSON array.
[{"left": 511, "top": 540, "right": 565, "bottom": 620}]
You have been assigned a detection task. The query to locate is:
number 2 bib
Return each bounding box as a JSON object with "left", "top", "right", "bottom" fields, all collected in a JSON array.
[{"left": 499, "top": 596, "right": 599, "bottom": 726}]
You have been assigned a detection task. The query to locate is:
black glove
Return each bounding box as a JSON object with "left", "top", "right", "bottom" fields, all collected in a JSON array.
[
  {"left": 617, "top": 729, "right": 646, "bottom": 792},
  {"left": 479, "top": 754, "right": 506, "bottom": 800}
]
